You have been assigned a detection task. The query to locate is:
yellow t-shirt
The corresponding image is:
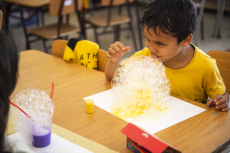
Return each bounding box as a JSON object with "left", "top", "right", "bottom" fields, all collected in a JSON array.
[
  {"left": 130, "top": 45, "right": 226, "bottom": 103},
  {"left": 63, "top": 39, "right": 99, "bottom": 70}
]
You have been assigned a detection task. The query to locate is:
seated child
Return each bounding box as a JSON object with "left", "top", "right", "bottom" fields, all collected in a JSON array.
[
  {"left": 0, "top": 31, "right": 33, "bottom": 152},
  {"left": 105, "top": 0, "right": 229, "bottom": 112}
]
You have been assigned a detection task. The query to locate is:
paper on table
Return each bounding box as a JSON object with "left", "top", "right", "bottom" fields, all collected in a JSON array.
[
  {"left": 83, "top": 89, "right": 206, "bottom": 134},
  {"left": 8, "top": 132, "right": 92, "bottom": 153}
]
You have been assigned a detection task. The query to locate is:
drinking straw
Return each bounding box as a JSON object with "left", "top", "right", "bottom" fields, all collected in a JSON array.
[
  {"left": 50, "top": 82, "right": 54, "bottom": 100},
  {"left": 10, "top": 101, "right": 31, "bottom": 118}
]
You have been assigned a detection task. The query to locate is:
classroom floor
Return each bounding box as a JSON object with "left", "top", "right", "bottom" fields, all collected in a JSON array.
[{"left": 9, "top": 6, "right": 230, "bottom": 61}]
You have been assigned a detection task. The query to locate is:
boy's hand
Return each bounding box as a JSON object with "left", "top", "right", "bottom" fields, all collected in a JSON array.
[
  {"left": 106, "top": 41, "right": 131, "bottom": 63},
  {"left": 208, "top": 94, "right": 229, "bottom": 112}
]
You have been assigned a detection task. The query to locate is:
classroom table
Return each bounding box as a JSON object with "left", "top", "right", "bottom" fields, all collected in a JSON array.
[
  {"left": 2, "top": 0, "right": 49, "bottom": 49},
  {"left": 10, "top": 50, "right": 230, "bottom": 153}
]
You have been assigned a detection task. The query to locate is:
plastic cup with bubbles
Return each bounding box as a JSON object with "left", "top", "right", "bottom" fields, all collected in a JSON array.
[{"left": 10, "top": 89, "right": 54, "bottom": 148}]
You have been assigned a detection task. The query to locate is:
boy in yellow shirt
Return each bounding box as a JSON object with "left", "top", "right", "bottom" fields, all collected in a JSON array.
[{"left": 105, "top": 0, "right": 229, "bottom": 111}]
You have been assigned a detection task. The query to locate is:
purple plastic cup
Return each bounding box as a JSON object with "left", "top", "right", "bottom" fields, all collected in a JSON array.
[
  {"left": 31, "top": 125, "right": 51, "bottom": 148},
  {"left": 32, "top": 131, "right": 51, "bottom": 148}
]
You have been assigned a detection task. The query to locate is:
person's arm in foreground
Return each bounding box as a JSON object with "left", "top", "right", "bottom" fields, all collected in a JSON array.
[{"left": 105, "top": 41, "right": 131, "bottom": 81}]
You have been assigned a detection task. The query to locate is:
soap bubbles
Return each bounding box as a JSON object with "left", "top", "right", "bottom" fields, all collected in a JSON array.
[
  {"left": 10, "top": 89, "right": 54, "bottom": 144},
  {"left": 111, "top": 56, "right": 171, "bottom": 121}
]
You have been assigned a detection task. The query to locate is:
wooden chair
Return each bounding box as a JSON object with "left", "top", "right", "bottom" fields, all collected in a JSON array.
[
  {"left": 84, "top": 0, "right": 138, "bottom": 51},
  {"left": 0, "top": 9, "right": 2, "bottom": 30},
  {"left": 52, "top": 39, "right": 108, "bottom": 72},
  {"left": 194, "top": 2, "right": 204, "bottom": 40},
  {"left": 28, "top": 0, "right": 84, "bottom": 53},
  {"left": 207, "top": 50, "right": 230, "bottom": 92}
]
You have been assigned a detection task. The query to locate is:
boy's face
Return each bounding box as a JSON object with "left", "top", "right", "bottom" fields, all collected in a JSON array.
[{"left": 144, "top": 27, "right": 184, "bottom": 63}]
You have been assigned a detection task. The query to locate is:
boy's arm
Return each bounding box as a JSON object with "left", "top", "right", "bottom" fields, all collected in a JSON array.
[
  {"left": 105, "top": 60, "right": 119, "bottom": 81},
  {"left": 208, "top": 91, "right": 229, "bottom": 112},
  {"left": 205, "top": 61, "right": 229, "bottom": 111},
  {"left": 105, "top": 41, "right": 131, "bottom": 81}
]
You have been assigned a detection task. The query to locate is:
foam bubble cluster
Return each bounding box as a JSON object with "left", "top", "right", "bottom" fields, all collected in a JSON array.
[
  {"left": 111, "top": 56, "right": 171, "bottom": 121},
  {"left": 10, "top": 89, "right": 54, "bottom": 143}
]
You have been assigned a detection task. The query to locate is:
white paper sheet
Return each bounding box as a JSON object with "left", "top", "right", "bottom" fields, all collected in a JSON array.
[
  {"left": 83, "top": 89, "right": 206, "bottom": 134},
  {"left": 8, "top": 132, "right": 92, "bottom": 153}
]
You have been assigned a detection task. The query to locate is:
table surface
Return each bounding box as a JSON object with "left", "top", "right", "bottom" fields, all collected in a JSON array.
[
  {"left": 11, "top": 50, "right": 230, "bottom": 153},
  {"left": 2, "top": 0, "right": 49, "bottom": 7}
]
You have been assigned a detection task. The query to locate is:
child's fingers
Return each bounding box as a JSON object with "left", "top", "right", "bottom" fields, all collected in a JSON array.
[
  {"left": 120, "top": 46, "right": 131, "bottom": 55},
  {"left": 207, "top": 99, "right": 215, "bottom": 106},
  {"left": 110, "top": 44, "right": 121, "bottom": 54},
  {"left": 106, "top": 53, "right": 114, "bottom": 59},
  {"left": 215, "top": 102, "right": 228, "bottom": 110},
  {"left": 114, "top": 41, "right": 125, "bottom": 50},
  {"left": 114, "top": 42, "right": 131, "bottom": 54},
  {"left": 213, "top": 94, "right": 222, "bottom": 103},
  {"left": 124, "top": 46, "right": 131, "bottom": 52},
  {"left": 110, "top": 43, "right": 123, "bottom": 55},
  {"left": 215, "top": 95, "right": 227, "bottom": 106},
  {"left": 108, "top": 47, "right": 117, "bottom": 55},
  {"left": 213, "top": 95, "right": 229, "bottom": 111},
  {"left": 222, "top": 107, "right": 229, "bottom": 112},
  {"left": 208, "top": 96, "right": 229, "bottom": 111}
]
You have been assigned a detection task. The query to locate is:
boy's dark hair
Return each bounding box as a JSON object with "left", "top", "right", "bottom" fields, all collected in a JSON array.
[
  {"left": 142, "top": 0, "right": 197, "bottom": 44},
  {"left": 0, "top": 31, "right": 18, "bottom": 151}
]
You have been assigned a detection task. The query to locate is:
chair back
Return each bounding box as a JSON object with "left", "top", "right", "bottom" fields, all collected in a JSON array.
[
  {"left": 100, "top": 0, "right": 134, "bottom": 28},
  {"left": 0, "top": 9, "right": 2, "bottom": 30},
  {"left": 52, "top": 39, "right": 108, "bottom": 72},
  {"left": 207, "top": 50, "right": 230, "bottom": 93},
  {"left": 52, "top": 39, "right": 68, "bottom": 58},
  {"left": 101, "top": 0, "right": 134, "bottom": 6},
  {"left": 50, "top": 0, "right": 83, "bottom": 16}
]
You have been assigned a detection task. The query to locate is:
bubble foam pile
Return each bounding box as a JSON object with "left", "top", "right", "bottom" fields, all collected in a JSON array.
[
  {"left": 10, "top": 89, "right": 54, "bottom": 143},
  {"left": 111, "top": 56, "right": 171, "bottom": 121}
]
